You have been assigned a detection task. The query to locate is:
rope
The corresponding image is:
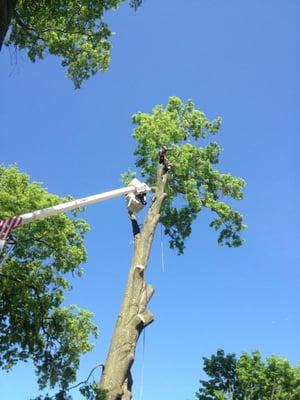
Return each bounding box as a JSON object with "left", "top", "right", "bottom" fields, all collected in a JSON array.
[
  {"left": 138, "top": 328, "right": 146, "bottom": 400},
  {"left": 160, "top": 224, "right": 165, "bottom": 273}
]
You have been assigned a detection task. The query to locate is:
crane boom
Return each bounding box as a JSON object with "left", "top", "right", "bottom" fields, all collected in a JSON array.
[
  {"left": 0, "top": 178, "right": 150, "bottom": 252},
  {"left": 20, "top": 179, "right": 149, "bottom": 225}
]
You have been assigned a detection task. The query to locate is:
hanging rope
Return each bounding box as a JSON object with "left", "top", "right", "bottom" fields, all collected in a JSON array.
[
  {"left": 160, "top": 224, "right": 165, "bottom": 273},
  {"left": 138, "top": 328, "right": 146, "bottom": 400}
]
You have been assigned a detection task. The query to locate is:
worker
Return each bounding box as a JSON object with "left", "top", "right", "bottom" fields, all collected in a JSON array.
[
  {"left": 159, "top": 146, "right": 172, "bottom": 172},
  {"left": 136, "top": 192, "right": 147, "bottom": 206}
]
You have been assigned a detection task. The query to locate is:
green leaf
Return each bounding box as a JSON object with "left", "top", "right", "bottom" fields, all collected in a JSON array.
[
  {"left": 0, "top": 164, "right": 98, "bottom": 391},
  {"left": 130, "top": 97, "right": 246, "bottom": 253},
  {"left": 6, "top": 1, "right": 144, "bottom": 88}
]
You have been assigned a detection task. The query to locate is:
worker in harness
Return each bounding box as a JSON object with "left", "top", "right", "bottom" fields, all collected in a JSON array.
[{"left": 159, "top": 146, "right": 172, "bottom": 172}]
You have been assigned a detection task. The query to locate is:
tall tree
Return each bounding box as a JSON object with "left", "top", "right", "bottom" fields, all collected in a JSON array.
[
  {"left": 99, "top": 97, "right": 246, "bottom": 400},
  {"left": 0, "top": 0, "right": 143, "bottom": 88},
  {"left": 0, "top": 165, "right": 98, "bottom": 395},
  {"left": 196, "top": 350, "right": 300, "bottom": 400}
]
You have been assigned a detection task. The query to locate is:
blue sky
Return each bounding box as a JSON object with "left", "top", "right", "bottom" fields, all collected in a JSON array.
[{"left": 0, "top": 0, "right": 300, "bottom": 399}]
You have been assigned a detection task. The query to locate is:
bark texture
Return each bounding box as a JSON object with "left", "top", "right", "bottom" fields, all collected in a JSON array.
[
  {"left": 100, "top": 166, "right": 168, "bottom": 400},
  {"left": 0, "top": 0, "right": 17, "bottom": 50}
]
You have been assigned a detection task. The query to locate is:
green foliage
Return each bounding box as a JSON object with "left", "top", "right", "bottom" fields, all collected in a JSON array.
[
  {"left": 79, "top": 383, "right": 107, "bottom": 400},
  {"left": 33, "top": 376, "right": 107, "bottom": 399},
  {"left": 120, "top": 169, "right": 136, "bottom": 186},
  {"left": 34, "top": 381, "right": 107, "bottom": 400},
  {"left": 197, "top": 349, "right": 239, "bottom": 400},
  {"left": 6, "top": 1, "right": 143, "bottom": 88},
  {"left": 196, "top": 349, "right": 300, "bottom": 400},
  {"left": 0, "top": 165, "right": 98, "bottom": 391},
  {"left": 129, "top": 0, "right": 143, "bottom": 10},
  {"left": 131, "top": 97, "right": 246, "bottom": 253},
  {"left": 237, "top": 352, "right": 300, "bottom": 400}
]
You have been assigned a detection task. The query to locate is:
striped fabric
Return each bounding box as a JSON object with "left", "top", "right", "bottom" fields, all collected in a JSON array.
[{"left": 0, "top": 216, "right": 23, "bottom": 240}]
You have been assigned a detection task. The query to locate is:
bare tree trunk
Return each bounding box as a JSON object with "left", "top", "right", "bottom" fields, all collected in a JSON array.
[
  {"left": 0, "top": 0, "right": 17, "bottom": 50},
  {"left": 100, "top": 165, "right": 168, "bottom": 400}
]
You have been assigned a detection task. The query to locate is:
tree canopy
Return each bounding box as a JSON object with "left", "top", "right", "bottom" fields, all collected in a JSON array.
[
  {"left": 0, "top": 165, "right": 98, "bottom": 395},
  {"left": 131, "top": 96, "right": 246, "bottom": 254},
  {"left": 197, "top": 349, "right": 300, "bottom": 400},
  {"left": 2, "top": 0, "right": 143, "bottom": 88}
]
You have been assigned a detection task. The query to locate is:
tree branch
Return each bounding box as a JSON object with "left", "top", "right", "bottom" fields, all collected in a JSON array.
[
  {"left": 68, "top": 364, "right": 105, "bottom": 391},
  {"left": 14, "top": 10, "right": 93, "bottom": 41},
  {"left": 13, "top": 10, "right": 46, "bottom": 42}
]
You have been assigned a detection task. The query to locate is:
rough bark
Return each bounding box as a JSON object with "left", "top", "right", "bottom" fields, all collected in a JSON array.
[
  {"left": 0, "top": 0, "right": 17, "bottom": 50},
  {"left": 99, "top": 165, "right": 168, "bottom": 400}
]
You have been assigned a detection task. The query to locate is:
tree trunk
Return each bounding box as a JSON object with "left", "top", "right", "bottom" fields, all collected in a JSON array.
[
  {"left": 0, "top": 0, "right": 17, "bottom": 50},
  {"left": 99, "top": 165, "right": 168, "bottom": 400}
]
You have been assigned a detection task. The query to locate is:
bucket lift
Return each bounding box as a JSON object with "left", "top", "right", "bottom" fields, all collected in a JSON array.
[
  {"left": 0, "top": 178, "right": 150, "bottom": 253},
  {"left": 125, "top": 191, "right": 147, "bottom": 216}
]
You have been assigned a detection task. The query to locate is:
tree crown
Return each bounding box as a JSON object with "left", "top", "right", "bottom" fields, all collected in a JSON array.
[
  {"left": 0, "top": 164, "right": 97, "bottom": 392},
  {"left": 197, "top": 349, "right": 300, "bottom": 400},
  {"left": 6, "top": 0, "right": 143, "bottom": 88},
  {"left": 131, "top": 97, "right": 246, "bottom": 253}
]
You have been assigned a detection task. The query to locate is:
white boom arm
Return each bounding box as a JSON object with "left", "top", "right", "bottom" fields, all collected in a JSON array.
[
  {"left": 20, "top": 179, "right": 149, "bottom": 225},
  {"left": 0, "top": 179, "right": 150, "bottom": 252}
]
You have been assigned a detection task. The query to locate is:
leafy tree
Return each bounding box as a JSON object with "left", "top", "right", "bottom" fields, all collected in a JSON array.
[
  {"left": 196, "top": 349, "right": 240, "bottom": 400},
  {"left": 0, "top": 164, "right": 98, "bottom": 395},
  {"left": 0, "top": 0, "right": 143, "bottom": 88},
  {"left": 197, "top": 350, "right": 300, "bottom": 400},
  {"left": 99, "top": 97, "right": 246, "bottom": 400},
  {"left": 237, "top": 352, "right": 300, "bottom": 400}
]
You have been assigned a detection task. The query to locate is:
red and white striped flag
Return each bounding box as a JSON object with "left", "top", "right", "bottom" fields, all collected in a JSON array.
[{"left": 0, "top": 216, "right": 23, "bottom": 240}]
